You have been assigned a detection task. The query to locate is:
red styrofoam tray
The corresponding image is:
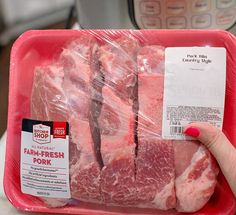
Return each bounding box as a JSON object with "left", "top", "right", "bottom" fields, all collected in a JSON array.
[{"left": 4, "top": 30, "right": 236, "bottom": 214}]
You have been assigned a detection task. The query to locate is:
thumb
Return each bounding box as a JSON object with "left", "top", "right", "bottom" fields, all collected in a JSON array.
[{"left": 184, "top": 122, "right": 236, "bottom": 197}]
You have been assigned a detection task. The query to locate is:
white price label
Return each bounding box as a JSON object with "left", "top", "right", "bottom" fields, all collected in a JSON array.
[{"left": 162, "top": 47, "right": 226, "bottom": 140}]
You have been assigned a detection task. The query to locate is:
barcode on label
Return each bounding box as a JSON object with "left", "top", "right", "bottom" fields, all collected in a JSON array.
[{"left": 170, "top": 126, "right": 184, "bottom": 135}]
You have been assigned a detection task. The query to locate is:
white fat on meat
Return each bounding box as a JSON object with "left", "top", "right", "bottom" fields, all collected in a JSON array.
[
  {"left": 151, "top": 178, "right": 175, "bottom": 210},
  {"left": 175, "top": 145, "right": 219, "bottom": 212}
]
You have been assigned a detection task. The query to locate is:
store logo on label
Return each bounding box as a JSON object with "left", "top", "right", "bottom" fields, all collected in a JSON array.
[{"left": 33, "top": 124, "right": 51, "bottom": 144}]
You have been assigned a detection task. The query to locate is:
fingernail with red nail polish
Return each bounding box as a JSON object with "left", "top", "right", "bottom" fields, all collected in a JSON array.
[{"left": 184, "top": 127, "right": 200, "bottom": 137}]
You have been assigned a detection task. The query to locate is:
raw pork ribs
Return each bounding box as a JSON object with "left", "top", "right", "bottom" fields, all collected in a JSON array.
[
  {"left": 31, "top": 34, "right": 219, "bottom": 212},
  {"left": 98, "top": 35, "right": 138, "bottom": 205},
  {"left": 137, "top": 46, "right": 176, "bottom": 210},
  {"left": 32, "top": 35, "right": 102, "bottom": 204}
]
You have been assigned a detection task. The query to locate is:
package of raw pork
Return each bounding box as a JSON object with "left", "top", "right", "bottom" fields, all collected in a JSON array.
[{"left": 4, "top": 30, "right": 236, "bottom": 214}]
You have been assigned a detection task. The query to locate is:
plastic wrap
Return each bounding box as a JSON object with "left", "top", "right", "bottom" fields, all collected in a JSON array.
[{"left": 4, "top": 30, "right": 236, "bottom": 215}]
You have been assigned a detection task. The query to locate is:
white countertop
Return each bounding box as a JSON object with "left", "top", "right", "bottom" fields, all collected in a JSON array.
[
  {"left": 0, "top": 132, "right": 20, "bottom": 214},
  {"left": 0, "top": 132, "right": 6, "bottom": 197},
  {"left": 0, "top": 197, "right": 27, "bottom": 215},
  {"left": 0, "top": 131, "right": 22, "bottom": 214}
]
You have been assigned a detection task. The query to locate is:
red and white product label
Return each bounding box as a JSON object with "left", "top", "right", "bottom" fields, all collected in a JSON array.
[{"left": 20, "top": 119, "right": 71, "bottom": 198}]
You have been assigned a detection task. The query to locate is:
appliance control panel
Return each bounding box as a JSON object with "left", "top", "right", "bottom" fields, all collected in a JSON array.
[{"left": 133, "top": 0, "right": 236, "bottom": 29}]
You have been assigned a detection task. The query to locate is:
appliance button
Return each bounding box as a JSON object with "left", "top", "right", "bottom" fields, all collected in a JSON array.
[
  {"left": 140, "top": 1, "right": 161, "bottom": 15},
  {"left": 217, "top": 0, "right": 235, "bottom": 9},
  {"left": 141, "top": 17, "right": 161, "bottom": 28},
  {"left": 166, "top": 0, "right": 186, "bottom": 15},
  {"left": 216, "top": 8, "right": 236, "bottom": 25},
  {"left": 192, "top": 0, "right": 211, "bottom": 13},
  {"left": 167, "top": 16, "right": 187, "bottom": 28},
  {"left": 192, "top": 14, "right": 211, "bottom": 28}
]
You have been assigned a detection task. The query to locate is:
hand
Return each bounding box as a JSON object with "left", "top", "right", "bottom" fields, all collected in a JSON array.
[{"left": 184, "top": 122, "right": 236, "bottom": 197}]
